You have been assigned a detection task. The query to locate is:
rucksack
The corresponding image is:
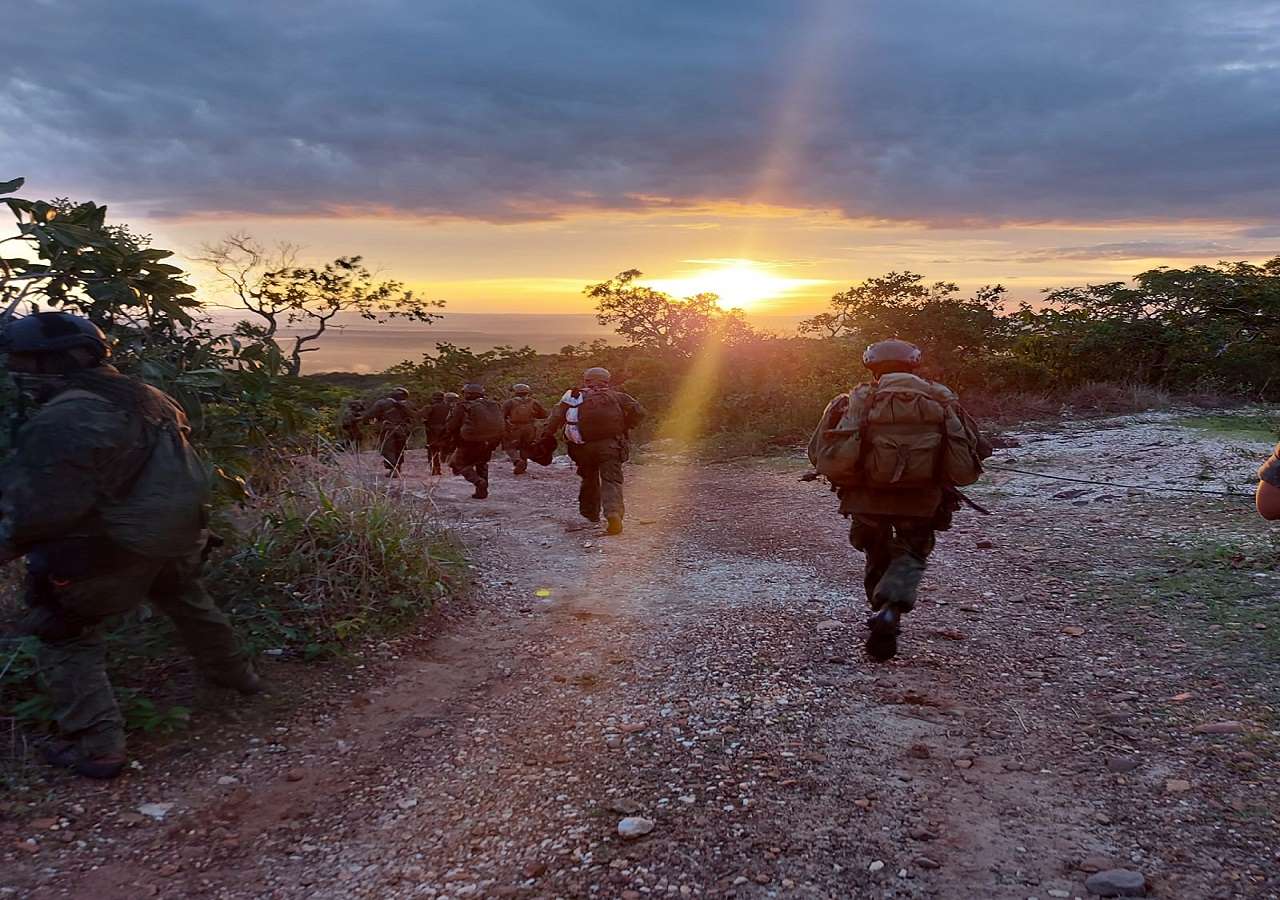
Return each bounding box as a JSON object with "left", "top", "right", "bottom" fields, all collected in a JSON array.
[
  {"left": 577, "top": 389, "right": 627, "bottom": 442},
  {"left": 50, "top": 389, "right": 210, "bottom": 558},
  {"left": 507, "top": 397, "right": 536, "bottom": 426},
  {"left": 459, "top": 398, "right": 504, "bottom": 442},
  {"left": 811, "top": 373, "right": 984, "bottom": 490}
]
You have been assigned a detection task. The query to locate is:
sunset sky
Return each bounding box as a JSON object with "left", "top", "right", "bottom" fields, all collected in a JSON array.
[{"left": 4, "top": 0, "right": 1279, "bottom": 321}]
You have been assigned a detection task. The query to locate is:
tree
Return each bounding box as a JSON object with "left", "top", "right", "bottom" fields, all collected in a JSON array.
[
  {"left": 586, "top": 269, "right": 756, "bottom": 358},
  {"left": 799, "top": 271, "right": 1010, "bottom": 385},
  {"left": 198, "top": 233, "right": 445, "bottom": 377}
]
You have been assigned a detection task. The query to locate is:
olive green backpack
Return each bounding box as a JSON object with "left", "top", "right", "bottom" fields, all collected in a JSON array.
[{"left": 811, "top": 373, "right": 984, "bottom": 489}]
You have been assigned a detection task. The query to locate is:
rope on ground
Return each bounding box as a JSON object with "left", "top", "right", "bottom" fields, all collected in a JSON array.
[{"left": 984, "top": 463, "right": 1256, "bottom": 500}]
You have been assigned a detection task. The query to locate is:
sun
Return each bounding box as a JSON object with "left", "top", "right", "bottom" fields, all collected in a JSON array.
[{"left": 645, "top": 260, "right": 814, "bottom": 311}]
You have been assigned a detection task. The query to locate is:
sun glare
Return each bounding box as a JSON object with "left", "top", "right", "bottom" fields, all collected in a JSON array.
[{"left": 645, "top": 260, "right": 815, "bottom": 310}]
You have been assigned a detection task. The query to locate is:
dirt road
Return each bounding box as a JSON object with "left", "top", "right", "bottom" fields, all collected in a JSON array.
[{"left": 3, "top": 413, "right": 1278, "bottom": 899}]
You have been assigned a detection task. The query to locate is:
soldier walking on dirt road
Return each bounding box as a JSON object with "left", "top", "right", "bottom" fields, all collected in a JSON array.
[
  {"left": 544, "top": 367, "right": 646, "bottom": 535},
  {"left": 0, "top": 312, "right": 260, "bottom": 779},
  {"left": 446, "top": 383, "right": 504, "bottom": 499},
  {"left": 422, "top": 391, "right": 455, "bottom": 476},
  {"left": 362, "top": 387, "right": 418, "bottom": 477},
  {"left": 809, "top": 340, "right": 991, "bottom": 661},
  {"left": 502, "top": 383, "right": 547, "bottom": 475}
]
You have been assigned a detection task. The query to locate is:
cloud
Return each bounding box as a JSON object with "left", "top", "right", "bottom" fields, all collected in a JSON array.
[
  {"left": 1011, "top": 241, "right": 1279, "bottom": 262},
  {"left": 3, "top": 0, "right": 1280, "bottom": 226}
]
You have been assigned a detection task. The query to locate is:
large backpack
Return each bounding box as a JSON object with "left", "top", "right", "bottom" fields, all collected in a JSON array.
[
  {"left": 460, "top": 398, "right": 504, "bottom": 442},
  {"left": 577, "top": 388, "right": 627, "bottom": 442},
  {"left": 507, "top": 396, "right": 537, "bottom": 426},
  {"left": 50, "top": 389, "right": 211, "bottom": 557},
  {"left": 811, "top": 373, "right": 984, "bottom": 489}
]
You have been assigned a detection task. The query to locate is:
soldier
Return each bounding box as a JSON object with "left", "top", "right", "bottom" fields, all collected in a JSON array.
[
  {"left": 502, "top": 383, "right": 548, "bottom": 475},
  {"left": 0, "top": 312, "right": 260, "bottom": 779},
  {"left": 421, "top": 391, "right": 453, "bottom": 476},
  {"left": 339, "top": 398, "right": 365, "bottom": 450},
  {"left": 544, "top": 367, "right": 645, "bottom": 535},
  {"left": 808, "top": 340, "right": 990, "bottom": 661},
  {"left": 1257, "top": 443, "right": 1280, "bottom": 520},
  {"left": 445, "top": 383, "right": 504, "bottom": 499},
  {"left": 362, "top": 387, "right": 418, "bottom": 476}
]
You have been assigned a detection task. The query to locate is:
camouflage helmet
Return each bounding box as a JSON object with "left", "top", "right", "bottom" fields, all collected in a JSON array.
[
  {"left": 0, "top": 311, "right": 110, "bottom": 364},
  {"left": 512, "top": 383, "right": 531, "bottom": 395},
  {"left": 389, "top": 386, "right": 410, "bottom": 401},
  {"left": 443, "top": 391, "right": 460, "bottom": 402},
  {"left": 862, "top": 339, "right": 922, "bottom": 372},
  {"left": 462, "top": 382, "right": 485, "bottom": 398},
  {"left": 583, "top": 366, "right": 611, "bottom": 387}
]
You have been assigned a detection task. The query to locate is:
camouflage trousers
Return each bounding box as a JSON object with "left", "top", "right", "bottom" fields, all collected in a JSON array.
[
  {"left": 504, "top": 424, "right": 538, "bottom": 467},
  {"left": 848, "top": 516, "right": 936, "bottom": 613},
  {"left": 451, "top": 439, "right": 497, "bottom": 488},
  {"left": 377, "top": 425, "right": 410, "bottom": 473},
  {"left": 33, "top": 544, "right": 251, "bottom": 757},
  {"left": 567, "top": 438, "right": 625, "bottom": 521}
]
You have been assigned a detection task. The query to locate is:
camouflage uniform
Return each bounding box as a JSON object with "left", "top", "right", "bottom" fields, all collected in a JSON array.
[
  {"left": 363, "top": 395, "right": 418, "bottom": 475},
  {"left": 546, "top": 389, "right": 646, "bottom": 523},
  {"left": 445, "top": 399, "right": 501, "bottom": 496},
  {"left": 0, "top": 369, "right": 253, "bottom": 762},
  {"left": 502, "top": 396, "right": 548, "bottom": 474},
  {"left": 339, "top": 401, "right": 364, "bottom": 449},
  {"left": 422, "top": 398, "right": 453, "bottom": 476},
  {"left": 810, "top": 382, "right": 988, "bottom": 615}
]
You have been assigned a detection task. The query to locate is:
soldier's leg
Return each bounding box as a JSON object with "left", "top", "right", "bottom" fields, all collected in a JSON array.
[
  {"left": 873, "top": 520, "right": 936, "bottom": 613},
  {"left": 578, "top": 465, "right": 602, "bottom": 522},
  {"left": 38, "top": 623, "right": 124, "bottom": 761},
  {"left": 149, "top": 550, "right": 257, "bottom": 692},
  {"left": 849, "top": 517, "right": 894, "bottom": 606},
  {"left": 504, "top": 430, "right": 522, "bottom": 465},
  {"left": 599, "top": 448, "right": 625, "bottom": 532},
  {"left": 388, "top": 431, "right": 408, "bottom": 474}
]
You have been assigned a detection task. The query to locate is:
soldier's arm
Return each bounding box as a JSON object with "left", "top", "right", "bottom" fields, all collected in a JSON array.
[
  {"left": 445, "top": 403, "right": 465, "bottom": 439},
  {"left": 501, "top": 399, "right": 515, "bottom": 423},
  {"left": 358, "top": 400, "right": 383, "bottom": 424},
  {"left": 1257, "top": 444, "right": 1280, "bottom": 520},
  {"left": 0, "top": 400, "right": 124, "bottom": 552},
  {"left": 544, "top": 401, "right": 568, "bottom": 435},
  {"left": 619, "top": 393, "right": 647, "bottom": 428},
  {"left": 956, "top": 403, "right": 994, "bottom": 460},
  {"left": 532, "top": 400, "right": 548, "bottom": 419},
  {"left": 807, "top": 395, "right": 846, "bottom": 467}
]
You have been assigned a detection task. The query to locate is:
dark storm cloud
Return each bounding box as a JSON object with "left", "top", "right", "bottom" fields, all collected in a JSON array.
[{"left": 3, "top": 0, "right": 1279, "bottom": 225}]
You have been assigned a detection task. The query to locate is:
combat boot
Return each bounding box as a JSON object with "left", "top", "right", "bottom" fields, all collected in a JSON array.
[
  {"left": 514, "top": 460, "right": 528, "bottom": 475},
  {"left": 473, "top": 480, "right": 489, "bottom": 500},
  {"left": 42, "top": 741, "right": 127, "bottom": 780},
  {"left": 865, "top": 606, "right": 901, "bottom": 662},
  {"left": 606, "top": 515, "right": 623, "bottom": 535}
]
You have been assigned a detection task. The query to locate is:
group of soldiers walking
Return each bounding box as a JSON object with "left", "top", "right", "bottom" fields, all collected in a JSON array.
[
  {"left": 342, "top": 370, "right": 641, "bottom": 533},
  {"left": 0, "top": 309, "right": 1015, "bottom": 780}
]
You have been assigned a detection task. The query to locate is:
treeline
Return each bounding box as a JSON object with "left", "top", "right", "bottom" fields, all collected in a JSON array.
[{"left": 384, "top": 261, "right": 1280, "bottom": 451}]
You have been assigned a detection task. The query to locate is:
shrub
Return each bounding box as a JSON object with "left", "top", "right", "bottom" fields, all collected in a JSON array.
[{"left": 211, "top": 463, "right": 465, "bottom": 658}]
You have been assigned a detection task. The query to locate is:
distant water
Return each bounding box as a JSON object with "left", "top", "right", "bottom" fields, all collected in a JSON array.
[{"left": 262, "top": 311, "right": 809, "bottom": 374}]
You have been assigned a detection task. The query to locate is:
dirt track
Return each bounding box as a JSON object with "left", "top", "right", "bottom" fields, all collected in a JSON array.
[{"left": 2, "top": 414, "right": 1278, "bottom": 899}]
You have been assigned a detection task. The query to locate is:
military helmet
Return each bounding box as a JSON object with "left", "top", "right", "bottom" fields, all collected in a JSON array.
[
  {"left": 0, "top": 311, "right": 110, "bottom": 363},
  {"left": 430, "top": 391, "right": 445, "bottom": 402},
  {"left": 512, "top": 383, "right": 531, "bottom": 395},
  {"left": 389, "top": 386, "right": 409, "bottom": 401},
  {"left": 443, "top": 391, "right": 460, "bottom": 402},
  {"left": 462, "top": 382, "right": 485, "bottom": 398},
  {"left": 583, "top": 366, "right": 611, "bottom": 386},
  {"left": 862, "top": 339, "right": 922, "bottom": 371}
]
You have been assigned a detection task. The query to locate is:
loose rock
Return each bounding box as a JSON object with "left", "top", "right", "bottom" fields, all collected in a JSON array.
[
  {"left": 1084, "top": 868, "right": 1146, "bottom": 897},
  {"left": 617, "top": 817, "right": 655, "bottom": 840}
]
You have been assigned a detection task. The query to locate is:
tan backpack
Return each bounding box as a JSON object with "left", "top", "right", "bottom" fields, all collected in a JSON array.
[{"left": 811, "top": 373, "right": 984, "bottom": 489}]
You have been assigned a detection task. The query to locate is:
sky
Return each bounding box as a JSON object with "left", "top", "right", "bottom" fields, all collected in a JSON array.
[{"left": 3, "top": 0, "right": 1280, "bottom": 321}]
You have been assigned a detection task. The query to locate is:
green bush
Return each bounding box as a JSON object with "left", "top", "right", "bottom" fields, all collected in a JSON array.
[{"left": 211, "top": 465, "right": 466, "bottom": 658}]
